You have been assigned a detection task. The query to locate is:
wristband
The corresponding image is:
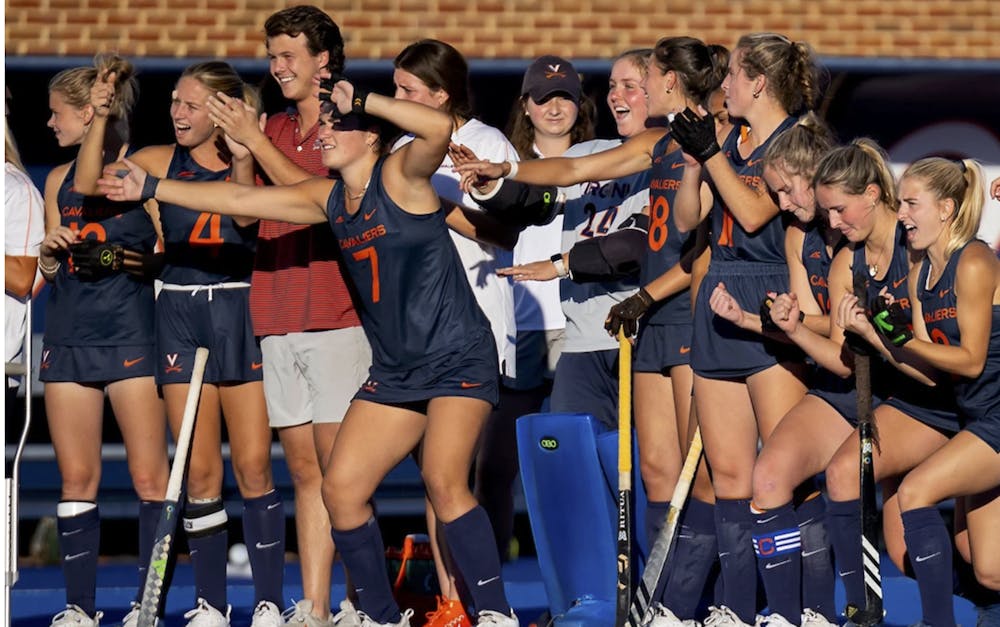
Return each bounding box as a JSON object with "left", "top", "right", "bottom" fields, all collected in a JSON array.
[
  {"left": 550, "top": 253, "right": 568, "bottom": 278},
  {"left": 503, "top": 160, "right": 519, "bottom": 180},
  {"left": 351, "top": 88, "right": 369, "bottom": 114},
  {"left": 141, "top": 175, "right": 160, "bottom": 202}
]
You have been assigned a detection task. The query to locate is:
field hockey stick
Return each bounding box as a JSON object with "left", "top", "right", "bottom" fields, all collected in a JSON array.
[
  {"left": 615, "top": 330, "right": 635, "bottom": 627},
  {"left": 137, "top": 347, "right": 209, "bottom": 627},
  {"left": 845, "top": 273, "right": 883, "bottom": 627},
  {"left": 627, "top": 426, "right": 703, "bottom": 626}
]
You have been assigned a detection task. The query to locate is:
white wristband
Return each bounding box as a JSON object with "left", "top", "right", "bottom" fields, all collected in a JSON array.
[
  {"left": 503, "top": 160, "right": 519, "bottom": 180},
  {"left": 550, "top": 253, "right": 568, "bottom": 278}
]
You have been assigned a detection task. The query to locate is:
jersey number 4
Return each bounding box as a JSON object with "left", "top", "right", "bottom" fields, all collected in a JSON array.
[{"left": 189, "top": 213, "right": 224, "bottom": 246}]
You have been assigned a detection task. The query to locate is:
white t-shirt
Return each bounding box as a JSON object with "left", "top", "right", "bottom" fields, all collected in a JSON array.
[
  {"left": 5, "top": 163, "right": 45, "bottom": 386},
  {"left": 393, "top": 119, "right": 519, "bottom": 377}
]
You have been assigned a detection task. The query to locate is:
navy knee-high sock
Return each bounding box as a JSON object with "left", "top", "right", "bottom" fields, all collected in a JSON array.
[
  {"left": 646, "top": 500, "right": 671, "bottom": 551},
  {"left": 442, "top": 505, "right": 511, "bottom": 617},
  {"left": 57, "top": 502, "right": 100, "bottom": 617},
  {"left": 902, "top": 507, "right": 956, "bottom": 627},
  {"left": 243, "top": 490, "right": 285, "bottom": 606},
  {"left": 796, "top": 495, "right": 835, "bottom": 621},
  {"left": 135, "top": 500, "right": 163, "bottom": 603},
  {"left": 662, "top": 498, "right": 718, "bottom": 619},
  {"left": 827, "top": 499, "right": 864, "bottom": 613},
  {"left": 716, "top": 498, "right": 757, "bottom": 624},
  {"left": 184, "top": 498, "right": 228, "bottom": 612},
  {"left": 752, "top": 501, "right": 801, "bottom": 621},
  {"left": 331, "top": 517, "right": 398, "bottom": 623}
]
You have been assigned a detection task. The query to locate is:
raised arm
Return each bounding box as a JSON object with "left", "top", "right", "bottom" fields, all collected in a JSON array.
[{"left": 74, "top": 71, "right": 123, "bottom": 195}]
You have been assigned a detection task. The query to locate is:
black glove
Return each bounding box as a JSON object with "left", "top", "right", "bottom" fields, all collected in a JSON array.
[
  {"left": 670, "top": 107, "right": 721, "bottom": 163},
  {"left": 760, "top": 295, "right": 804, "bottom": 333},
  {"left": 870, "top": 295, "right": 913, "bottom": 347},
  {"left": 69, "top": 239, "right": 125, "bottom": 280},
  {"left": 605, "top": 288, "right": 655, "bottom": 338}
]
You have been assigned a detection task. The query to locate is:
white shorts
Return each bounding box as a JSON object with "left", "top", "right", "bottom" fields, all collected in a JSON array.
[{"left": 261, "top": 327, "right": 372, "bottom": 427}]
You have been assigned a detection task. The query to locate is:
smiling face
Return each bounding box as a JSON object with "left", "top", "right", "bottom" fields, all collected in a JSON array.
[
  {"left": 267, "top": 33, "right": 328, "bottom": 103},
  {"left": 170, "top": 76, "right": 219, "bottom": 148},
  {"left": 897, "top": 175, "right": 951, "bottom": 252},
  {"left": 317, "top": 113, "right": 375, "bottom": 171},
  {"left": 642, "top": 58, "right": 680, "bottom": 119},
  {"left": 524, "top": 94, "right": 578, "bottom": 143},
  {"left": 607, "top": 57, "right": 649, "bottom": 139},
  {"left": 47, "top": 90, "right": 91, "bottom": 148},
  {"left": 392, "top": 68, "right": 448, "bottom": 111},
  {"left": 815, "top": 183, "right": 880, "bottom": 243},
  {"left": 764, "top": 163, "right": 816, "bottom": 223}
]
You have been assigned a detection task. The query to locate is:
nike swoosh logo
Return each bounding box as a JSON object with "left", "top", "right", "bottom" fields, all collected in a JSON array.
[
  {"left": 65, "top": 552, "right": 90, "bottom": 561},
  {"left": 477, "top": 576, "right": 500, "bottom": 586},
  {"left": 756, "top": 514, "right": 779, "bottom": 524},
  {"left": 255, "top": 541, "right": 281, "bottom": 550},
  {"left": 363, "top": 209, "right": 377, "bottom": 221},
  {"left": 938, "top": 289, "right": 950, "bottom": 298},
  {"left": 765, "top": 559, "right": 791, "bottom": 569},
  {"left": 801, "top": 548, "right": 827, "bottom": 557},
  {"left": 671, "top": 162, "right": 686, "bottom": 169},
  {"left": 892, "top": 277, "right": 906, "bottom": 289},
  {"left": 914, "top": 552, "right": 940, "bottom": 563},
  {"left": 267, "top": 502, "right": 281, "bottom": 510},
  {"left": 460, "top": 381, "right": 483, "bottom": 389},
  {"left": 747, "top": 158, "right": 763, "bottom": 167},
  {"left": 61, "top": 528, "right": 83, "bottom": 537},
  {"left": 123, "top": 357, "right": 145, "bottom": 368},
  {"left": 679, "top": 346, "right": 690, "bottom": 354},
  {"left": 251, "top": 362, "right": 263, "bottom": 370},
  {"left": 838, "top": 570, "right": 856, "bottom": 577},
  {"left": 719, "top": 552, "right": 731, "bottom": 558}
]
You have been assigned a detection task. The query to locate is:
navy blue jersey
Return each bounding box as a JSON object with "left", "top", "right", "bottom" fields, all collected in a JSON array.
[
  {"left": 917, "top": 241, "right": 1000, "bottom": 423},
  {"left": 708, "top": 118, "right": 796, "bottom": 264},
  {"left": 643, "top": 133, "right": 694, "bottom": 325},
  {"left": 852, "top": 223, "right": 911, "bottom": 315},
  {"left": 802, "top": 223, "right": 835, "bottom": 314},
  {"left": 158, "top": 146, "right": 257, "bottom": 284},
  {"left": 326, "top": 158, "right": 492, "bottom": 371},
  {"left": 43, "top": 162, "right": 156, "bottom": 346}
]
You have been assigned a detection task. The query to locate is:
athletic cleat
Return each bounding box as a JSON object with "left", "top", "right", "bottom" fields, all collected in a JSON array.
[
  {"left": 331, "top": 600, "right": 362, "bottom": 627},
  {"left": 800, "top": 609, "right": 837, "bottom": 627},
  {"left": 184, "top": 598, "right": 232, "bottom": 627},
  {"left": 50, "top": 606, "right": 103, "bottom": 627},
  {"left": 475, "top": 610, "right": 519, "bottom": 626},
  {"left": 121, "top": 602, "right": 140, "bottom": 627},
  {"left": 424, "top": 596, "right": 471, "bottom": 627},
  {"left": 757, "top": 614, "right": 798, "bottom": 627},
  {"left": 282, "top": 599, "right": 337, "bottom": 627},
  {"left": 643, "top": 603, "right": 700, "bottom": 627},
  {"left": 251, "top": 601, "right": 285, "bottom": 627},
  {"left": 357, "top": 608, "right": 414, "bottom": 627},
  {"left": 703, "top": 606, "right": 755, "bottom": 627}
]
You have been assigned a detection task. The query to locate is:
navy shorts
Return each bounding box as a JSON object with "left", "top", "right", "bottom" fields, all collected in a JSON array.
[
  {"left": 39, "top": 343, "right": 156, "bottom": 383},
  {"left": 883, "top": 394, "right": 961, "bottom": 436},
  {"left": 155, "top": 285, "right": 263, "bottom": 385},
  {"left": 966, "top": 415, "right": 1000, "bottom": 452},
  {"left": 692, "top": 260, "right": 801, "bottom": 379},
  {"left": 634, "top": 322, "right": 692, "bottom": 373},
  {"left": 808, "top": 368, "right": 886, "bottom": 425},
  {"left": 355, "top": 328, "right": 499, "bottom": 407},
  {"left": 550, "top": 348, "right": 620, "bottom": 431}
]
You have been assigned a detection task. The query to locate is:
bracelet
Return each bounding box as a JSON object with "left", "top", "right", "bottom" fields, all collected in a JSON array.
[
  {"left": 140, "top": 175, "right": 160, "bottom": 202},
  {"left": 503, "top": 160, "right": 519, "bottom": 180},
  {"left": 38, "top": 257, "right": 61, "bottom": 275},
  {"left": 550, "top": 253, "right": 568, "bottom": 278},
  {"left": 351, "top": 88, "right": 369, "bottom": 114}
]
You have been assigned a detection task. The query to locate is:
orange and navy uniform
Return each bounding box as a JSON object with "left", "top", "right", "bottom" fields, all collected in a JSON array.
[{"left": 325, "top": 158, "right": 497, "bottom": 406}]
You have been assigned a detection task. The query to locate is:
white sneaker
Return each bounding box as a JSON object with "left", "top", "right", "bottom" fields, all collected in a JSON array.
[
  {"left": 758, "top": 614, "right": 798, "bottom": 627},
  {"left": 357, "top": 609, "right": 414, "bottom": 627},
  {"left": 121, "top": 602, "right": 140, "bottom": 627},
  {"left": 50, "top": 606, "right": 103, "bottom": 627},
  {"left": 643, "top": 603, "right": 701, "bottom": 627},
  {"left": 800, "top": 610, "right": 836, "bottom": 627},
  {"left": 330, "top": 600, "right": 362, "bottom": 627},
  {"left": 252, "top": 601, "right": 285, "bottom": 627},
  {"left": 282, "top": 600, "right": 338, "bottom": 627},
  {"left": 475, "top": 610, "right": 518, "bottom": 626},
  {"left": 184, "top": 598, "right": 232, "bottom": 627},
  {"left": 704, "top": 606, "right": 754, "bottom": 627}
]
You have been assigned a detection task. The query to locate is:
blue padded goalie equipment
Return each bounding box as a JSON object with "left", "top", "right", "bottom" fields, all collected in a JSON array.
[{"left": 518, "top": 412, "right": 646, "bottom": 624}]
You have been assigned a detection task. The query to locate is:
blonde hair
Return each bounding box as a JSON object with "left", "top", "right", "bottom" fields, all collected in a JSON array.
[
  {"left": 902, "top": 157, "right": 986, "bottom": 258},
  {"left": 812, "top": 138, "right": 898, "bottom": 211},
  {"left": 614, "top": 48, "right": 654, "bottom": 80},
  {"left": 762, "top": 112, "right": 836, "bottom": 178},
  {"left": 735, "top": 33, "right": 819, "bottom": 115},
  {"left": 180, "top": 61, "right": 260, "bottom": 113},
  {"left": 49, "top": 53, "right": 137, "bottom": 153},
  {"left": 6, "top": 118, "right": 26, "bottom": 172}
]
